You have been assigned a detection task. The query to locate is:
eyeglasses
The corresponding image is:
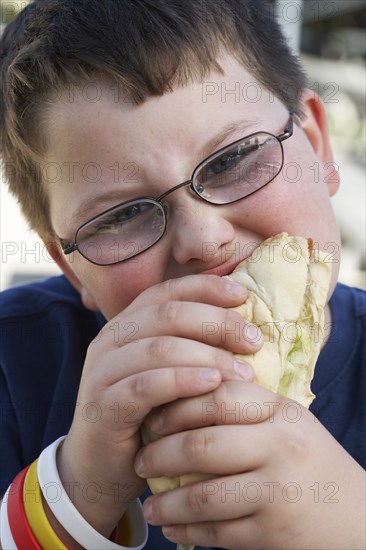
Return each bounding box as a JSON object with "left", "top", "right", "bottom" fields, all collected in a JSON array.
[{"left": 60, "top": 115, "right": 293, "bottom": 265}]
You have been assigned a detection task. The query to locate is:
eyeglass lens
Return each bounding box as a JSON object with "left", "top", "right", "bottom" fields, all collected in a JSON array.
[
  {"left": 193, "top": 133, "right": 282, "bottom": 203},
  {"left": 76, "top": 200, "right": 166, "bottom": 264}
]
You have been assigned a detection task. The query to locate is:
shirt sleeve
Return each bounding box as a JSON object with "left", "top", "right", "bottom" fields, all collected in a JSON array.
[{"left": 0, "top": 366, "right": 23, "bottom": 497}]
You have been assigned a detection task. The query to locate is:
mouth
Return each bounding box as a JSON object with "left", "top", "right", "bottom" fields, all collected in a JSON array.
[{"left": 200, "top": 254, "right": 250, "bottom": 277}]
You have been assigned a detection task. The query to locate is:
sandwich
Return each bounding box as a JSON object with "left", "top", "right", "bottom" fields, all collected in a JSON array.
[
  {"left": 226, "top": 232, "right": 332, "bottom": 408},
  {"left": 141, "top": 232, "right": 332, "bottom": 493}
]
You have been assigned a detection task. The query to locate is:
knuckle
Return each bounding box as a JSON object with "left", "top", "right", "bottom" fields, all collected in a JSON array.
[
  {"left": 130, "top": 373, "right": 150, "bottom": 402},
  {"left": 204, "top": 522, "right": 220, "bottom": 545},
  {"left": 186, "top": 485, "right": 208, "bottom": 516},
  {"left": 224, "top": 308, "right": 241, "bottom": 326},
  {"left": 223, "top": 309, "right": 241, "bottom": 337},
  {"left": 211, "top": 348, "right": 230, "bottom": 373},
  {"left": 172, "top": 367, "right": 182, "bottom": 392},
  {"left": 281, "top": 426, "right": 309, "bottom": 461},
  {"left": 160, "top": 277, "right": 182, "bottom": 298},
  {"left": 148, "top": 337, "right": 172, "bottom": 362},
  {"left": 156, "top": 300, "right": 180, "bottom": 326},
  {"left": 183, "top": 430, "right": 213, "bottom": 464}
]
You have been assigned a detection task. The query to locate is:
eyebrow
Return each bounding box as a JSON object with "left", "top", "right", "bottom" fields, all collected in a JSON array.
[
  {"left": 72, "top": 189, "right": 138, "bottom": 228},
  {"left": 200, "top": 117, "right": 260, "bottom": 160},
  {"left": 72, "top": 117, "right": 260, "bottom": 227}
]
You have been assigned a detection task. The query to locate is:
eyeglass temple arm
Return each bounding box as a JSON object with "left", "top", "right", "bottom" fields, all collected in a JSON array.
[
  {"left": 278, "top": 114, "right": 293, "bottom": 142},
  {"left": 60, "top": 239, "right": 77, "bottom": 255}
]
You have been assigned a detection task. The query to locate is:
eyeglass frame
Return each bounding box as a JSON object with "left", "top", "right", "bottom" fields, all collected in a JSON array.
[{"left": 60, "top": 114, "right": 294, "bottom": 265}]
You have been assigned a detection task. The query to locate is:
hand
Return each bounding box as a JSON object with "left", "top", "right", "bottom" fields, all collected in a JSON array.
[
  {"left": 56, "top": 275, "right": 262, "bottom": 536},
  {"left": 136, "top": 382, "right": 366, "bottom": 550}
]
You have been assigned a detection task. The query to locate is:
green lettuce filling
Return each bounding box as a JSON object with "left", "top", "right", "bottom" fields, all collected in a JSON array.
[{"left": 277, "top": 312, "right": 313, "bottom": 397}]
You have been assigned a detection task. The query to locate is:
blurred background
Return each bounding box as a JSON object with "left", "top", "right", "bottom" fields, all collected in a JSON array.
[{"left": 1, "top": 0, "right": 365, "bottom": 290}]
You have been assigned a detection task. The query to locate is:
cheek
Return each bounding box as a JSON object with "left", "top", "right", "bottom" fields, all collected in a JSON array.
[
  {"left": 82, "top": 256, "right": 166, "bottom": 319},
  {"left": 229, "top": 152, "right": 339, "bottom": 244}
]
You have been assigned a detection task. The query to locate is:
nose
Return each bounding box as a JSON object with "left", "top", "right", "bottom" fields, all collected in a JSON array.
[{"left": 168, "top": 198, "right": 235, "bottom": 265}]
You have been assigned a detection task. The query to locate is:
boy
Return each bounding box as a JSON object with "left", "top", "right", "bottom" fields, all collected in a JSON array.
[{"left": 0, "top": 1, "right": 365, "bottom": 548}]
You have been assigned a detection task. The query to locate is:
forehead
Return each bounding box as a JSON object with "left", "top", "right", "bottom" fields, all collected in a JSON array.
[{"left": 46, "top": 54, "right": 284, "bottom": 155}]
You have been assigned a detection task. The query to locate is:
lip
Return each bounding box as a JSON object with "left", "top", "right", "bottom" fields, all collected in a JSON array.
[{"left": 201, "top": 256, "right": 246, "bottom": 277}]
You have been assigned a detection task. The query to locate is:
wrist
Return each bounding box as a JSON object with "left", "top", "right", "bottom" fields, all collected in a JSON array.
[
  {"left": 39, "top": 436, "right": 148, "bottom": 549},
  {"left": 56, "top": 438, "right": 140, "bottom": 537},
  {"left": 0, "top": 438, "right": 148, "bottom": 550}
]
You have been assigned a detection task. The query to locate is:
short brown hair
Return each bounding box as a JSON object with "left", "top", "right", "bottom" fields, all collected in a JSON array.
[{"left": 0, "top": 0, "right": 307, "bottom": 240}]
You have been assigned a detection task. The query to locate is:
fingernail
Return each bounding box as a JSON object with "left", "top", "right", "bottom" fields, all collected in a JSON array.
[
  {"left": 134, "top": 451, "right": 145, "bottom": 477},
  {"left": 163, "top": 525, "right": 175, "bottom": 539},
  {"left": 149, "top": 409, "right": 165, "bottom": 434},
  {"left": 225, "top": 280, "right": 246, "bottom": 298},
  {"left": 199, "top": 368, "right": 221, "bottom": 382},
  {"left": 234, "top": 360, "right": 254, "bottom": 380},
  {"left": 143, "top": 499, "right": 153, "bottom": 523},
  {"left": 246, "top": 323, "right": 262, "bottom": 345}
]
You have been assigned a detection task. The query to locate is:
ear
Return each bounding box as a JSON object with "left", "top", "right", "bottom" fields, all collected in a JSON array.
[
  {"left": 45, "top": 241, "right": 100, "bottom": 312},
  {"left": 299, "top": 89, "right": 340, "bottom": 197}
]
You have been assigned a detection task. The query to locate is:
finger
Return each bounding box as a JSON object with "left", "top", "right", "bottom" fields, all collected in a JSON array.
[
  {"left": 109, "top": 366, "right": 223, "bottom": 421},
  {"left": 162, "top": 517, "right": 261, "bottom": 550},
  {"left": 102, "top": 337, "right": 254, "bottom": 385},
  {"left": 135, "top": 424, "right": 267, "bottom": 479},
  {"left": 126, "top": 274, "right": 248, "bottom": 312},
  {"left": 146, "top": 380, "right": 283, "bottom": 436},
  {"left": 113, "top": 301, "right": 263, "bottom": 354},
  {"left": 142, "top": 472, "right": 264, "bottom": 525}
]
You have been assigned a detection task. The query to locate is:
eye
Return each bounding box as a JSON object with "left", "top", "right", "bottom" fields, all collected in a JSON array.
[
  {"left": 204, "top": 150, "right": 242, "bottom": 177},
  {"left": 115, "top": 203, "right": 146, "bottom": 222},
  {"left": 87, "top": 203, "right": 153, "bottom": 236},
  {"left": 202, "top": 140, "right": 261, "bottom": 181},
  {"left": 102, "top": 203, "right": 150, "bottom": 226}
]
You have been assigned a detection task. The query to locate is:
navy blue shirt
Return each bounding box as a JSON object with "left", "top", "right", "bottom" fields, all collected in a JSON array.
[{"left": 1, "top": 276, "right": 365, "bottom": 549}]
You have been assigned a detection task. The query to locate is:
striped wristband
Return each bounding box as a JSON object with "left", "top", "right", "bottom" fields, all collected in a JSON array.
[
  {"left": 23, "top": 458, "right": 71, "bottom": 549},
  {"left": 0, "top": 484, "right": 17, "bottom": 549},
  {"left": 38, "top": 436, "right": 148, "bottom": 549},
  {"left": 6, "top": 465, "right": 41, "bottom": 549}
]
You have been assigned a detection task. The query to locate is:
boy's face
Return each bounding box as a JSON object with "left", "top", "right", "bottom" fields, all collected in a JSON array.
[{"left": 45, "top": 55, "right": 340, "bottom": 319}]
